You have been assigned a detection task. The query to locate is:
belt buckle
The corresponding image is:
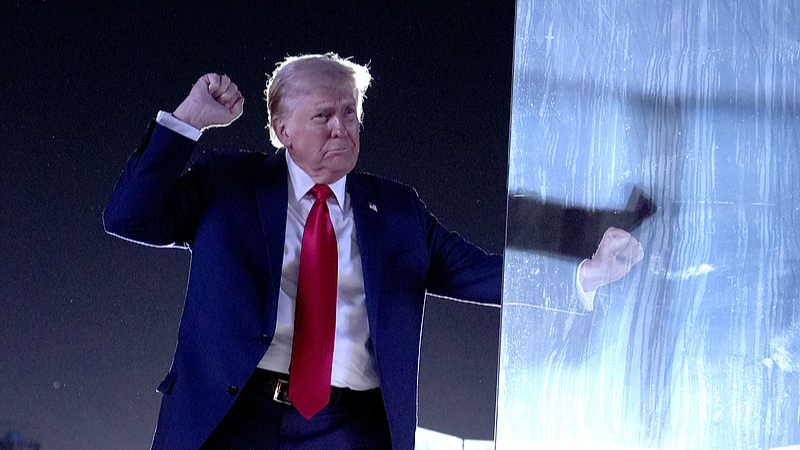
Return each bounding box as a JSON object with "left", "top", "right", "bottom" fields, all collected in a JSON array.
[{"left": 272, "top": 379, "right": 292, "bottom": 405}]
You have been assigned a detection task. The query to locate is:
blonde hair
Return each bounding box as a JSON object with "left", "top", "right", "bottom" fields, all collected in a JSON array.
[{"left": 265, "top": 53, "right": 372, "bottom": 148}]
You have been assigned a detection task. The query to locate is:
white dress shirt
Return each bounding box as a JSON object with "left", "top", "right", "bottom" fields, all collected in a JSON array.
[{"left": 256, "top": 151, "right": 379, "bottom": 390}]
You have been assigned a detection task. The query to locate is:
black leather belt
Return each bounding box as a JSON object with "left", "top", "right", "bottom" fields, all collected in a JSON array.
[{"left": 249, "top": 369, "right": 381, "bottom": 408}]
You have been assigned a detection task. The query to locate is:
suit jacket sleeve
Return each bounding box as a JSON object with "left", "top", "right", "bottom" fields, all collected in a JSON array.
[
  {"left": 416, "top": 193, "right": 504, "bottom": 305},
  {"left": 103, "top": 121, "right": 211, "bottom": 247},
  {"left": 412, "top": 185, "right": 584, "bottom": 311}
]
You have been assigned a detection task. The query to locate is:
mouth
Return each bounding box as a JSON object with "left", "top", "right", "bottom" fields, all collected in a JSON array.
[{"left": 326, "top": 147, "right": 353, "bottom": 154}]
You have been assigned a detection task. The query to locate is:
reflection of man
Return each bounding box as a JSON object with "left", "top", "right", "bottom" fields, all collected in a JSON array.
[{"left": 104, "top": 54, "right": 643, "bottom": 450}]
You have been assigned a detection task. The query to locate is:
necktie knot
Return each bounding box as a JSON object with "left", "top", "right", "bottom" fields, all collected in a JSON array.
[{"left": 310, "top": 184, "right": 333, "bottom": 203}]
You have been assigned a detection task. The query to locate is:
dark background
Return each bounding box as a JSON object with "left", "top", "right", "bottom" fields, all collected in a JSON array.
[{"left": 1, "top": 1, "right": 513, "bottom": 448}]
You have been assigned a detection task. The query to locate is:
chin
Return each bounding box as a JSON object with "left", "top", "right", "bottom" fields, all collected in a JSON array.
[{"left": 328, "top": 153, "right": 358, "bottom": 169}]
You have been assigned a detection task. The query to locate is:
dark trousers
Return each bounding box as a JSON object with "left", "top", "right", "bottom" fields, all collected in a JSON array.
[{"left": 200, "top": 370, "right": 392, "bottom": 450}]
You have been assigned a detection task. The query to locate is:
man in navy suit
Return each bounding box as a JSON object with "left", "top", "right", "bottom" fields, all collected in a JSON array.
[{"left": 104, "top": 54, "right": 643, "bottom": 450}]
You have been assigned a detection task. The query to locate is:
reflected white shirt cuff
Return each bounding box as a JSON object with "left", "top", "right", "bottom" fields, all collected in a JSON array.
[
  {"left": 577, "top": 259, "right": 597, "bottom": 312},
  {"left": 156, "top": 111, "right": 202, "bottom": 141}
]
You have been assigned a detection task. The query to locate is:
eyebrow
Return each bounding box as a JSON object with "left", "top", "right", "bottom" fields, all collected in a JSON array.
[{"left": 309, "top": 99, "right": 357, "bottom": 115}]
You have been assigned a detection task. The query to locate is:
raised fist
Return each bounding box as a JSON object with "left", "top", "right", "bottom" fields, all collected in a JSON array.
[
  {"left": 173, "top": 74, "right": 244, "bottom": 131},
  {"left": 579, "top": 227, "right": 644, "bottom": 292}
]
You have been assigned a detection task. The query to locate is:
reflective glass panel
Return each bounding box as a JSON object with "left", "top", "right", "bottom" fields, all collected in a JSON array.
[{"left": 497, "top": 0, "right": 800, "bottom": 449}]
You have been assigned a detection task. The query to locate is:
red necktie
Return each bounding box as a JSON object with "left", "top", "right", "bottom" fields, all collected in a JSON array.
[{"left": 288, "top": 184, "right": 338, "bottom": 419}]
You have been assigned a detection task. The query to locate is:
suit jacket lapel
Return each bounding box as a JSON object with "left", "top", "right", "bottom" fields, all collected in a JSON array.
[
  {"left": 347, "top": 175, "right": 383, "bottom": 341},
  {"left": 256, "top": 149, "right": 289, "bottom": 308}
]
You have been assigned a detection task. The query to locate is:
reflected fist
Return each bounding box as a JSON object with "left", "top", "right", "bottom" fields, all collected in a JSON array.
[
  {"left": 580, "top": 227, "right": 644, "bottom": 292},
  {"left": 173, "top": 74, "right": 244, "bottom": 131}
]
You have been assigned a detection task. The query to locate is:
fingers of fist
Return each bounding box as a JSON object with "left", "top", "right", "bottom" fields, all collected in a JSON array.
[
  {"left": 597, "top": 227, "right": 644, "bottom": 264},
  {"left": 593, "top": 227, "right": 644, "bottom": 285},
  {"left": 581, "top": 228, "right": 645, "bottom": 291},
  {"left": 202, "top": 74, "right": 243, "bottom": 111}
]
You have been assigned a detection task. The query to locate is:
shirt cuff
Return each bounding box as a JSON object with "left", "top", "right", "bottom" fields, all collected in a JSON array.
[
  {"left": 156, "top": 111, "right": 202, "bottom": 141},
  {"left": 576, "top": 259, "right": 597, "bottom": 312}
]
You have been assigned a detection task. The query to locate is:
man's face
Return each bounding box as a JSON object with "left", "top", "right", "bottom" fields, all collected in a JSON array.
[{"left": 275, "top": 78, "right": 361, "bottom": 184}]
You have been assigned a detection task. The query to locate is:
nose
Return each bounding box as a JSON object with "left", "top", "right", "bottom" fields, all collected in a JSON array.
[{"left": 331, "top": 115, "right": 346, "bottom": 137}]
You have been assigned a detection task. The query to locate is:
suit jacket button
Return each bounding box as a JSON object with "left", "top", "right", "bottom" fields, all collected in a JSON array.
[
  {"left": 259, "top": 334, "right": 270, "bottom": 345},
  {"left": 227, "top": 386, "right": 238, "bottom": 396}
]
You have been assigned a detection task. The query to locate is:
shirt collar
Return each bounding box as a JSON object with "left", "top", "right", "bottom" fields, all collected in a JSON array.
[{"left": 285, "top": 151, "right": 347, "bottom": 209}]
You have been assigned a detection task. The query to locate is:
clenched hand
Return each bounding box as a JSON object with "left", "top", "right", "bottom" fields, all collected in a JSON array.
[
  {"left": 173, "top": 74, "right": 244, "bottom": 131},
  {"left": 579, "top": 227, "right": 644, "bottom": 292}
]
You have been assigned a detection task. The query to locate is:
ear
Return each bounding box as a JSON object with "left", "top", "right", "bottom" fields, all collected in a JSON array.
[{"left": 273, "top": 117, "right": 292, "bottom": 149}]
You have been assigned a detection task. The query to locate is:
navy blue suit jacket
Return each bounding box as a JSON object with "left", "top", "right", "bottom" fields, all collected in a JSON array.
[{"left": 104, "top": 122, "right": 503, "bottom": 450}]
